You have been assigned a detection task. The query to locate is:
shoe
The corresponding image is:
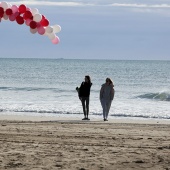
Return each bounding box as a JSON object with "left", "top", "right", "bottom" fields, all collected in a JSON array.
[
  {"left": 82, "top": 118, "right": 86, "bottom": 120},
  {"left": 104, "top": 119, "right": 108, "bottom": 121},
  {"left": 86, "top": 118, "right": 90, "bottom": 120}
]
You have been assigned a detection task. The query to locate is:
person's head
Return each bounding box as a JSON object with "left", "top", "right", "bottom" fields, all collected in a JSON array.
[
  {"left": 85, "top": 75, "right": 91, "bottom": 83},
  {"left": 106, "top": 78, "right": 114, "bottom": 86}
]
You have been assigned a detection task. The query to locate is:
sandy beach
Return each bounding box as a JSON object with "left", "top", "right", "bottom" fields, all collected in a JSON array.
[{"left": 0, "top": 116, "right": 170, "bottom": 170}]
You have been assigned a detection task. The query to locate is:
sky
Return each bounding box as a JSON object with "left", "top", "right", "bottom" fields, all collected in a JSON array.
[{"left": 1, "top": 0, "right": 170, "bottom": 60}]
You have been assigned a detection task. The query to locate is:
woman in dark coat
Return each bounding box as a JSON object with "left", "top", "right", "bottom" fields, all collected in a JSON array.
[{"left": 79, "top": 75, "right": 92, "bottom": 120}]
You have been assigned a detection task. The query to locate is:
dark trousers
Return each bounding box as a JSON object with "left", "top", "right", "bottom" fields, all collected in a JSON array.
[{"left": 81, "top": 97, "right": 89, "bottom": 118}]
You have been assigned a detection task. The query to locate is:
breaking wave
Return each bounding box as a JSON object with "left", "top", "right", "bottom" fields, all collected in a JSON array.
[{"left": 137, "top": 92, "right": 170, "bottom": 101}]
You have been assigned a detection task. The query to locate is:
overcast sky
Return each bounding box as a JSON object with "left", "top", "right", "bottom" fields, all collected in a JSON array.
[{"left": 1, "top": 0, "right": 170, "bottom": 60}]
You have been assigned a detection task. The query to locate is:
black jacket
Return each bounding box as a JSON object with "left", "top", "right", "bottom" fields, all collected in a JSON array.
[{"left": 79, "top": 82, "right": 92, "bottom": 97}]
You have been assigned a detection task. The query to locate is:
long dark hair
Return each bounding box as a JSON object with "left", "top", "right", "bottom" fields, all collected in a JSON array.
[{"left": 85, "top": 75, "right": 91, "bottom": 84}]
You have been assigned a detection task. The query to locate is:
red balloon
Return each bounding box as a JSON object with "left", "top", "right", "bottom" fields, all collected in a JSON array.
[
  {"left": 40, "top": 18, "right": 49, "bottom": 27},
  {"left": 16, "top": 15, "right": 24, "bottom": 25},
  {"left": 0, "top": 7, "right": 4, "bottom": 12},
  {"left": 14, "top": 12, "right": 20, "bottom": 17},
  {"left": 36, "top": 22, "right": 41, "bottom": 28},
  {"left": 42, "top": 15, "right": 45, "bottom": 20},
  {"left": 23, "top": 10, "right": 32, "bottom": 20},
  {"left": 9, "top": 14, "right": 16, "bottom": 21},
  {"left": 19, "top": 4, "right": 26, "bottom": 13},
  {"left": 0, "top": 7, "right": 4, "bottom": 18},
  {"left": 0, "top": 4, "right": 60, "bottom": 44},
  {"left": 6, "top": 8, "right": 13, "bottom": 15},
  {"left": 30, "top": 21, "right": 37, "bottom": 29}
]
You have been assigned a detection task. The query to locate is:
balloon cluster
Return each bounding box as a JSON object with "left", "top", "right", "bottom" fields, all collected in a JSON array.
[{"left": 0, "top": 1, "right": 61, "bottom": 44}]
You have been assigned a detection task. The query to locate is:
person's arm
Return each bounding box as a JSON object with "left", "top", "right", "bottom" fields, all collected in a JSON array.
[
  {"left": 110, "top": 87, "right": 115, "bottom": 100},
  {"left": 100, "top": 85, "right": 104, "bottom": 100},
  {"left": 79, "top": 82, "right": 84, "bottom": 99}
]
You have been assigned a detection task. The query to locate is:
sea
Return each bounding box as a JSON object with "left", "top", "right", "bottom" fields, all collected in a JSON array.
[{"left": 0, "top": 58, "right": 169, "bottom": 120}]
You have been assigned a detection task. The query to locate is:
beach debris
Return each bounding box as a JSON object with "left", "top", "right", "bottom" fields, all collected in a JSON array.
[
  {"left": 0, "top": 1, "right": 61, "bottom": 44},
  {"left": 55, "top": 164, "right": 62, "bottom": 168},
  {"left": 134, "top": 160, "right": 145, "bottom": 163}
]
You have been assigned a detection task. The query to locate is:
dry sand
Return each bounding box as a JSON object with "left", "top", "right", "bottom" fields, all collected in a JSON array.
[{"left": 0, "top": 116, "right": 170, "bottom": 170}]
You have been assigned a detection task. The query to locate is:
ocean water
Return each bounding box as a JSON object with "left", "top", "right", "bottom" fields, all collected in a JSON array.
[{"left": 0, "top": 58, "right": 169, "bottom": 120}]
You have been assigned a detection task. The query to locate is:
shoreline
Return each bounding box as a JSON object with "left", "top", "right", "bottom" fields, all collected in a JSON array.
[{"left": 0, "top": 113, "right": 170, "bottom": 124}]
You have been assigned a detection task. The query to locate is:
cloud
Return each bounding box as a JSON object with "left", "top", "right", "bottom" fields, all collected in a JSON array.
[
  {"left": 9, "top": 1, "right": 94, "bottom": 6},
  {"left": 109, "top": 3, "right": 170, "bottom": 8},
  {"left": 7, "top": 1, "right": 170, "bottom": 8}
]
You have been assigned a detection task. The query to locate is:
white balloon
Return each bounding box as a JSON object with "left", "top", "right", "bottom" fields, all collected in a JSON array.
[
  {"left": 31, "top": 8, "right": 39, "bottom": 16},
  {"left": 1, "top": 1, "right": 8, "bottom": 10},
  {"left": 8, "top": 3, "right": 12, "bottom": 8},
  {"left": 45, "top": 26, "right": 53, "bottom": 34},
  {"left": 53, "top": 25, "right": 61, "bottom": 33},
  {"left": 43, "top": 31, "right": 49, "bottom": 36},
  {"left": 3, "top": 13, "right": 8, "bottom": 20},
  {"left": 33, "top": 13, "right": 42, "bottom": 22},
  {"left": 48, "top": 32, "right": 56, "bottom": 40},
  {"left": 30, "top": 28, "right": 37, "bottom": 34}
]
